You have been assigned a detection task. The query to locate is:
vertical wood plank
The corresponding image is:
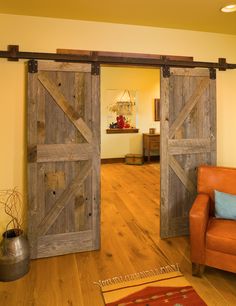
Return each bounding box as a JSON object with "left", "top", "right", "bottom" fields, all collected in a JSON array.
[
  {"left": 209, "top": 78, "right": 217, "bottom": 165},
  {"left": 160, "top": 69, "right": 170, "bottom": 238},
  {"left": 59, "top": 71, "right": 76, "bottom": 233},
  {"left": 169, "top": 74, "right": 185, "bottom": 219},
  {"left": 37, "top": 80, "right": 46, "bottom": 144},
  {"left": 44, "top": 71, "right": 65, "bottom": 235},
  {"left": 80, "top": 72, "right": 93, "bottom": 231},
  {"left": 73, "top": 73, "right": 85, "bottom": 232},
  {"left": 91, "top": 69, "right": 101, "bottom": 250},
  {"left": 27, "top": 72, "right": 39, "bottom": 258}
]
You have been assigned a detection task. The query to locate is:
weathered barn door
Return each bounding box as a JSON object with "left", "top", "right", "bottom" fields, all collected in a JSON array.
[
  {"left": 27, "top": 61, "right": 100, "bottom": 258},
  {"left": 160, "top": 68, "right": 216, "bottom": 238}
]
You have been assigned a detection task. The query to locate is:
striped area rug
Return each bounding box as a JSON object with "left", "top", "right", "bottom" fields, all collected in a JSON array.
[{"left": 95, "top": 265, "right": 207, "bottom": 306}]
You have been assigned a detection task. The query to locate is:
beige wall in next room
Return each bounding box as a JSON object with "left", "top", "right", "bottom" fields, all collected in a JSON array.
[{"left": 101, "top": 66, "right": 160, "bottom": 158}]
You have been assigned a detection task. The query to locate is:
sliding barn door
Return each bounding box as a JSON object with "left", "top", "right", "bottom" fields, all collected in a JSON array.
[
  {"left": 160, "top": 68, "right": 216, "bottom": 238},
  {"left": 27, "top": 62, "right": 100, "bottom": 258}
]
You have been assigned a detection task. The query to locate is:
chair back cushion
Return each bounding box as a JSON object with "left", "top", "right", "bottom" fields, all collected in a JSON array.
[
  {"left": 198, "top": 166, "right": 236, "bottom": 211},
  {"left": 215, "top": 190, "right": 236, "bottom": 220}
]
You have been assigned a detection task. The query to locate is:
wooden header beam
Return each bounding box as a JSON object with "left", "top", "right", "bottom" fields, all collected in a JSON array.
[{"left": 0, "top": 45, "right": 236, "bottom": 72}]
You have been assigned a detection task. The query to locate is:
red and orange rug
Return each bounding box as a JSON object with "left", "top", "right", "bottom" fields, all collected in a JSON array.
[{"left": 95, "top": 265, "right": 207, "bottom": 306}]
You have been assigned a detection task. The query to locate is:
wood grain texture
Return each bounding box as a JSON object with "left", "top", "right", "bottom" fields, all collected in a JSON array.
[
  {"left": 170, "top": 68, "right": 210, "bottom": 77},
  {"left": 209, "top": 78, "right": 217, "bottom": 165},
  {"left": 37, "top": 231, "right": 93, "bottom": 258},
  {"left": 57, "top": 48, "right": 194, "bottom": 61},
  {"left": 91, "top": 72, "right": 101, "bottom": 250},
  {"left": 27, "top": 62, "right": 100, "bottom": 259},
  {"left": 38, "top": 61, "right": 91, "bottom": 72},
  {"left": 160, "top": 68, "right": 216, "bottom": 238},
  {"left": 160, "top": 72, "right": 170, "bottom": 238},
  {"left": 106, "top": 128, "right": 139, "bottom": 134},
  {"left": 168, "top": 139, "right": 215, "bottom": 155},
  {"left": 169, "top": 78, "right": 209, "bottom": 139},
  {"left": 36, "top": 143, "right": 93, "bottom": 162},
  {"left": 38, "top": 72, "right": 92, "bottom": 143},
  {"left": 37, "top": 161, "right": 92, "bottom": 237},
  {"left": 169, "top": 155, "right": 196, "bottom": 194},
  {"left": 27, "top": 73, "right": 40, "bottom": 259},
  {"left": 143, "top": 134, "right": 160, "bottom": 162},
  {"left": 77, "top": 71, "right": 93, "bottom": 233},
  {"left": 1, "top": 164, "right": 235, "bottom": 306}
]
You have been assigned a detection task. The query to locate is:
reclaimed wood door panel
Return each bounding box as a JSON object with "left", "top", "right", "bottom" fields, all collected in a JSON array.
[
  {"left": 160, "top": 68, "right": 216, "bottom": 238},
  {"left": 28, "top": 62, "right": 100, "bottom": 258}
]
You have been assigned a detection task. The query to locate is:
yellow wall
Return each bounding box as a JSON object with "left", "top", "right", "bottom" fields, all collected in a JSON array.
[
  {"left": 101, "top": 66, "right": 160, "bottom": 158},
  {"left": 0, "top": 14, "right": 236, "bottom": 231},
  {"left": 0, "top": 61, "right": 26, "bottom": 232}
]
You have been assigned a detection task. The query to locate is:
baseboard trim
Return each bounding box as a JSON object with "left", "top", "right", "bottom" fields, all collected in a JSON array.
[
  {"left": 101, "top": 158, "right": 125, "bottom": 164},
  {"left": 101, "top": 156, "right": 160, "bottom": 164},
  {"left": 144, "top": 156, "right": 160, "bottom": 162}
]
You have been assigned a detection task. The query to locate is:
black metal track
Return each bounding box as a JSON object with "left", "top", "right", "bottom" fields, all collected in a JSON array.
[{"left": 0, "top": 46, "right": 236, "bottom": 70}]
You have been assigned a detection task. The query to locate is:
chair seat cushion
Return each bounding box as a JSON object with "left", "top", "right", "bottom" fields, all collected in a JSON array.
[{"left": 206, "top": 218, "right": 236, "bottom": 256}]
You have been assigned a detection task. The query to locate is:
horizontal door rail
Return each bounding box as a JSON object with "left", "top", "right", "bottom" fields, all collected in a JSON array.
[{"left": 0, "top": 45, "right": 236, "bottom": 71}]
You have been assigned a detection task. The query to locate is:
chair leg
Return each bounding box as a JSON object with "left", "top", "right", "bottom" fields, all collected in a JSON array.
[{"left": 192, "top": 263, "right": 205, "bottom": 277}]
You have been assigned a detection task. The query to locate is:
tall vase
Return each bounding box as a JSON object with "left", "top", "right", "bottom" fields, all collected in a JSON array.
[{"left": 0, "top": 229, "right": 30, "bottom": 281}]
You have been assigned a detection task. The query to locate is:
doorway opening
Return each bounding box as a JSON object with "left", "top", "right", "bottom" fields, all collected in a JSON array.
[
  {"left": 100, "top": 65, "right": 161, "bottom": 163},
  {"left": 100, "top": 65, "right": 162, "bottom": 258}
]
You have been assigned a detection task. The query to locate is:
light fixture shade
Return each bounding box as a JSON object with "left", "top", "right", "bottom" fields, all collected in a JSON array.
[{"left": 221, "top": 4, "right": 236, "bottom": 12}]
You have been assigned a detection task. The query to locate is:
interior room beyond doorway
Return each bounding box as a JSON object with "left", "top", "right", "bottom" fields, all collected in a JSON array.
[{"left": 100, "top": 66, "right": 160, "bottom": 163}]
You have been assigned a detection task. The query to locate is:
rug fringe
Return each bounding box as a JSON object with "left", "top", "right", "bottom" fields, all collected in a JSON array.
[{"left": 94, "top": 263, "right": 180, "bottom": 288}]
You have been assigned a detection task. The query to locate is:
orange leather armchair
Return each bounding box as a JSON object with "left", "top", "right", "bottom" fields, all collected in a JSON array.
[{"left": 190, "top": 165, "right": 236, "bottom": 276}]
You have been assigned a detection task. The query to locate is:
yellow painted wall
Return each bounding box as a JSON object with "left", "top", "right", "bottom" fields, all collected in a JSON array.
[
  {"left": 0, "top": 61, "right": 26, "bottom": 232},
  {"left": 101, "top": 66, "right": 160, "bottom": 158},
  {"left": 0, "top": 14, "right": 236, "bottom": 231}
]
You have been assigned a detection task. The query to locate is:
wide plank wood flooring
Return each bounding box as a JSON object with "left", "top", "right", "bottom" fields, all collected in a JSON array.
[{"left": 0, "top": 163, "right": 236, "bottom": 305}]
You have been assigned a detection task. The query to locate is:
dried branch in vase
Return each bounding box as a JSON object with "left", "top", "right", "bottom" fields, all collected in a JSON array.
[{"left": 0, "top": 188, "right": 23, "bottom": 234}]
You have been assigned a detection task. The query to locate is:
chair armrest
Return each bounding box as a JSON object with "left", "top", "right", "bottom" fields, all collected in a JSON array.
[{"left": 189, "top": 194, "right": 211, "bottom": 264}]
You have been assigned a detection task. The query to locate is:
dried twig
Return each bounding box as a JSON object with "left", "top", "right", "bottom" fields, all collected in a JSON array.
[{"left": 0, "top": 188, "right": 23, "bottom": 233}]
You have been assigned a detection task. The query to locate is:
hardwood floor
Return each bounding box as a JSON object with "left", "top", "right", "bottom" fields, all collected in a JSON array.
[{"left": 0, "top": 163, "right": 236, "bottom": 305}]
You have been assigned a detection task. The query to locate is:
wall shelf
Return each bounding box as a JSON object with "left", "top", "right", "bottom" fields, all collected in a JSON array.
[{"left": 106, "top": 128, "right": 139, "bottom": 134}]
